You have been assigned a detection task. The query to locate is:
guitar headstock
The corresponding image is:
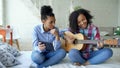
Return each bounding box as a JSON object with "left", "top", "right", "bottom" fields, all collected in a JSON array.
[
  {"left": 104, "top": 39, "right": 118, "bottom": 46},
  {"left": 117, "top": 39, "right": 120, "bottom": 46}
]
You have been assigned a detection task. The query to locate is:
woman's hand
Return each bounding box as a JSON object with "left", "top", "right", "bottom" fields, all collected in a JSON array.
[
  {"left": 97, "top": 42, "right": 103, "bottom": 48},
  {"left": 50, "top": 29, "right": 60, "bottom": 40},
  {"left": 50, "top": 29, "right": 59, "bottom": 36},
  {"left": 38, "top": 42, "right": 46, "bottom": 51}
]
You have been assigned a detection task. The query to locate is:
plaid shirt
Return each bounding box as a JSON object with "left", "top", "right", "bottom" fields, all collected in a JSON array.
[
  {"left": 79, "top": 24, "right": 100, "bottom": 59},
  {"left": 79, "top": 24, "right": 100, "bottom": 41}
]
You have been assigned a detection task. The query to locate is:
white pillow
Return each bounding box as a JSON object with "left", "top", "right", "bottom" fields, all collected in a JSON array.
[
  {"left": 0, "top": 49, "right": 20, "bottom": 67},
  {"left": 100, "top": 31, "right": 109, "bottom": 36},
  {"left": 0, "top": 62, "right": 6, "bottom": 68},
  {"left": 0, "top": 43, "right": 21, "bottom": 57}
]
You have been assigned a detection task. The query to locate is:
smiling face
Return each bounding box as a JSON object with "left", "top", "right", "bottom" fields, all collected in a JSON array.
[
  {"left": 42, "top": 16, "right": 56, "bottom": 31},
  {"left": 77, "top": 14, "right": 88, "bottom": 29}
]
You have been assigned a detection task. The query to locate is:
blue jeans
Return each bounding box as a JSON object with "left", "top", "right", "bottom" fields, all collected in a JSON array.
[
  {"left": 31, "top": 49, "right": 66, "bottom": 68},
  {"left": 68, "top": 48, "right": 113, "bottom": 64}
]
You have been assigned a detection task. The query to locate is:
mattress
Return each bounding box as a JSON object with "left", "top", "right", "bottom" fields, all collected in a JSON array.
[
  {"left": 8, "top": 51, "right": 32, "bottom": 68},
  {"left": 9, "top": 48, "right": 120, "bottom": 68}
]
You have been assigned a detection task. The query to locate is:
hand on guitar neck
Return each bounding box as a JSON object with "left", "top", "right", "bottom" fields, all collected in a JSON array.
[{"left": 61, "top": 31, "right": 120, "bottom": 51}]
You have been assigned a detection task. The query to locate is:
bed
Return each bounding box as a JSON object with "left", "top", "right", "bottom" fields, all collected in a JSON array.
[
  {"left": 1, "top": 27, "right": 120, "bottom": 68},
  {"left": 8, "top": 48, "right": 120, "bottom": 68}
]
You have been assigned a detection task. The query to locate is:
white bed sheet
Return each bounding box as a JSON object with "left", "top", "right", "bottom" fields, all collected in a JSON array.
[
  {"left": 8, "top": 48, "right": 120, "bottom": 68},
  {"left": 8, "top": 51, "right": 32, "bottom": 68}
]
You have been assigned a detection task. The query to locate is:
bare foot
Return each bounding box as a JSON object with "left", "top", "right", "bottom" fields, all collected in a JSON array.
[
  {"left": 73, "top": 62, "right": 81, "bottom": 66},
  {"left": 83, "top": 61, "right": 90, "bottom": 66}
]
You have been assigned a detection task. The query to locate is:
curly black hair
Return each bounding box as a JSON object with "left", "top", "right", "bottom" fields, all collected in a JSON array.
[
  {"left": 41, "top": 5, "right": 54, "bottom": 20},
  {"left": 69, "top": 8, "right": 93, "bottom": 33}
]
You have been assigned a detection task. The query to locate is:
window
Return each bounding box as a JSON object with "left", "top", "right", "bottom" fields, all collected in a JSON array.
[{"left": 0, "top": 0, "right": 3, "bottom": 25}]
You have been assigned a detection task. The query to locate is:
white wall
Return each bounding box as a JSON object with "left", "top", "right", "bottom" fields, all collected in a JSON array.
[
  {"left": 5, "top": 0, "right": 40, "bottom": 50},
  {"left": 78, "top": 0, "right": 118, "bottom": 27},
  {"left": 53, "top": 0, "right": 119, "bottom": 28},
  {"left": 0, "top": 0, "right": 3, "bottom": 25},
  {"left": 5, "top": 0, "right": 119, "bottom": 50},
  {"left": 52, "top": 0, "right": 70, "bottom": 29},
  {"left": 118, "top": 0, "right": 120, "bottom": 25}
]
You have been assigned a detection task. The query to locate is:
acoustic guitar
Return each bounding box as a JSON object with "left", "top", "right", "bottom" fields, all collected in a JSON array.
[{"left": 61, "top": 31, "right": 120, "bottom": 52}]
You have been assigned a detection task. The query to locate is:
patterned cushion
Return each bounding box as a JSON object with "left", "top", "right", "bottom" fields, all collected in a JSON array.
[
  {"left": 0, "top": 49, "right": 20, "bottom": 67},
  {"left": 0, "top": 62, "right": 6, "bottom": 68},
  {"left": 0, "top": 43, "right": 21, "bottom": 57}
]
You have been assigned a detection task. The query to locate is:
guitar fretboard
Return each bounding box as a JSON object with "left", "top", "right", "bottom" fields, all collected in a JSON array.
[
  {"left": 76, "top": 39, "right": 120, "bottom": 46},
  {"left": 76, "top": 40, "right": 103, "bottom": 44}
]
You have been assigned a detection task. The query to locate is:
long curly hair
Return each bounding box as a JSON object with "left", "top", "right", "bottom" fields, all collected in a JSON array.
[{"left": 69, "top": 8, "right": 93, "bottom": 33}]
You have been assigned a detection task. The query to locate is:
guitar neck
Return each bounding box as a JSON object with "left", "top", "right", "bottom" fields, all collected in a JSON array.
[
  {"left": 77, "top": 39, "right": 120, "bottom": 46},
  {"left": 77, "top": 40, "right": 103, "bottom": 45},
  {"left": 65, "top": 31, "right": 120, "bottom": 46}
]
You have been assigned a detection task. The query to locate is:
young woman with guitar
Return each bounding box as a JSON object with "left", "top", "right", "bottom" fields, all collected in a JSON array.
[{"left": 61, "top": 8, "right": 113, "bottom": 66}]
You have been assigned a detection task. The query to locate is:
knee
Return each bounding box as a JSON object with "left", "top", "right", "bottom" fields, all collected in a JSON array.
[
  {"left": 58, "top": 49, "right": 66, "bottom": 57},
  {"left": 69, "top": 49, "right": 79, "bottom": 56},
  {"left": 31, "top": 51, "right": 45, "bottom": 64},
  {"left": 102, "top": 48, "right": 113, "bottom": 57}
]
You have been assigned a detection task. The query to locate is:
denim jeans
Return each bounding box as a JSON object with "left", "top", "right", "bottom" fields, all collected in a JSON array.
[
  {"left": 31, "top": 49, "right": 66, "bottom": 68},
  {"left": 68, "top": 48, "right": 113, "bottom": 64}
]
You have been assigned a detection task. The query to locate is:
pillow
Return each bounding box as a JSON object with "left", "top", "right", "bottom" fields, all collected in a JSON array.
[
  {"left": 0, "top": 62, "right": 6, "bottom": 68},
  {"left": 100, "top": 31, "right": 109, "bottom": 36},
  {"left": 0, "top": 43, "right": 21, "bottom": 57},
  {"left": 0, "top": 49, "right": 20, "bottom": 67}
]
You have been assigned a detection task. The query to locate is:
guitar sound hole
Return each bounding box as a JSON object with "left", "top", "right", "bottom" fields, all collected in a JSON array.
[{"left": 74, "top": 39, "right": 77, "bottom": 44}]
